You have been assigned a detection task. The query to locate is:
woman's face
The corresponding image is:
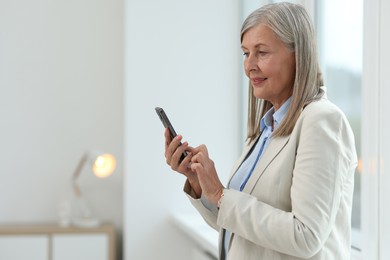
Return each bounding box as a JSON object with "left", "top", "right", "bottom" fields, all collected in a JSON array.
[{"left": 241, "top": 24, "right": 295, "bottom": 110}]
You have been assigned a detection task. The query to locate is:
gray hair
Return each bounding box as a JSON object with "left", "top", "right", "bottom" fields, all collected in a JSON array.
[{"left": 242, "top": 2, "right": 324, "bottom": 141}]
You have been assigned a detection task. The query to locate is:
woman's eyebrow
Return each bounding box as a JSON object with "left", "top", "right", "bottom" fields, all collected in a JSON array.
[{"left": 241, "top": 43, "right": 268, "bottom": 49}]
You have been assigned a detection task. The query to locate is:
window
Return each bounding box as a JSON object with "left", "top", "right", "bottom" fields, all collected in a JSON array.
[{"left": 315, "top": 0, "right": 363, "bottom": 251}]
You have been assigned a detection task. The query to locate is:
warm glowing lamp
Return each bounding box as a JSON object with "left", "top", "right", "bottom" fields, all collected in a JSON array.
[{"left": 71, "top": 151, "right": 116, "bottom": 227}]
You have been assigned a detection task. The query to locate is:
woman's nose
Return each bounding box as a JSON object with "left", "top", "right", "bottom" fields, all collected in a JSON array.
[{"left": 245, "top": 55, "right": 258, "bottom": 72}]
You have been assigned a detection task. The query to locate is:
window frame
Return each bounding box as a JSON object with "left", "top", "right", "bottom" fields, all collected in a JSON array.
[
  {"left": 313, "top": 0, "right": 363, "bottom": 257},
  {"left": 361, "top": 0, "right": 390, "bottom": 259}
]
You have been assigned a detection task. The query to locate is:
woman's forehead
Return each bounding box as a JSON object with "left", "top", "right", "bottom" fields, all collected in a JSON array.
[{"left": 241, "top": 24, "right": 281, "bottom": 48}]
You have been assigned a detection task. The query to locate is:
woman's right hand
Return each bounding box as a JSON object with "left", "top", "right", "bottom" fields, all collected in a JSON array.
[
  {"left": 164, "top": 128, "right": 202, "bottom": 197},
  {"left": 164, "top": 128, "right": 192, "bottom": 175}
]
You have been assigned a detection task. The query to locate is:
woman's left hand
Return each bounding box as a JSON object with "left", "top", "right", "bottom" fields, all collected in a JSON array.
[{"left": 190, "top": 144, "right": 224, "bottom": 205}]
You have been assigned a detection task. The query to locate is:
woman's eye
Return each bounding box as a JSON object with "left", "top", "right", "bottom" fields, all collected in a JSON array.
[{"left": 243, "top": 52, "right": 249, "bottom": 58}]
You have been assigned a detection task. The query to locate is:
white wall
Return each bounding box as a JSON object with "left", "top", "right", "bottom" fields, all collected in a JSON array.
[
  {"left": 124, "top": 0, "right": 241, "bottom": 259},
  {"left": 0, "top": 0, "right": 124, "bottom": 258}
]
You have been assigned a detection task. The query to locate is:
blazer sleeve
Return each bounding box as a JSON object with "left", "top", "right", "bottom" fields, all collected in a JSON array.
[
  {"left": 183, "top": 179, "right": 220, "bottom": 231},
  {"left": 217, "top": 101, "right": 358, "bottom": 258}
]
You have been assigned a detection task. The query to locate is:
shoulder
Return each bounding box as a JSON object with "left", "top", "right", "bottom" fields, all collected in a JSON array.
[
  {"left": 293, "top": 97, "right": 357, "bottom": 165},
  {"left": 303, "top": 98, "right": 343, "bottom": 116},
  {"left": 291, "top": 97, "right": 355, "bottom": 143},
  {"left": 299, "top": 98, "right": 348, "bottom": 125}
]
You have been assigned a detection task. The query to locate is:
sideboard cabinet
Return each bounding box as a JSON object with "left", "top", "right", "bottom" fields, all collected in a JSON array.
[{"left": 0, "top": 224, "right": 115, "bottom": 260}]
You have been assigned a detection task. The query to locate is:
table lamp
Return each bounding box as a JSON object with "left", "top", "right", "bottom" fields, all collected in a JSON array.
[{"left": 71, "top": 151, "right": 116, "bottom": 227}]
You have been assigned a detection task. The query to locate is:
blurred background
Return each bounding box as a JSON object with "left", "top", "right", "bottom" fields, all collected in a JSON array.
[{"left": 0, "top": 0, "right": 389, "bottom": 259}]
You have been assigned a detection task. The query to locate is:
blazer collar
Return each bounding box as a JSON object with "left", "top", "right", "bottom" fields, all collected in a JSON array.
[
  {"left": 243, "top": 135, "right": 290, "bottom": 193},
  {"left": 228, "top": 137, "right": 259, "bottom": 185},
  {"left": 228, "top": 134, "right": 290, "bottom": 193}
]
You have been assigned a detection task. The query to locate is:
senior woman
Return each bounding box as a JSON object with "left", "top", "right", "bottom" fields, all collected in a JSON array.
[{"left": 163, "top": 2, "right": 357, "bottom": 260}]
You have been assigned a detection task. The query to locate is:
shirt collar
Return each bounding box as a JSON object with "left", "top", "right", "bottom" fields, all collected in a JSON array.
[{"left": 260, "top": 97, "right": 292, "bottom": 132}]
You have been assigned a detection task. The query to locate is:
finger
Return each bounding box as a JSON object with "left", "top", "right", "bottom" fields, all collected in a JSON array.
[
  {"left": 191, "top": 144, "right": 209, "bottom": 157},
  {"left": 164, "top": 131, "right": 178, "bottom": 165},
  {"left": 191, "top": 151, "right": 207, "bottom": 165},
  {"left": 180, "top": 150, "right": 192, "bottom": 163},
  {"left": 190, "top": 162, "right": 203, "bottom": 174},
  {"left": 178, "top": 151, "right": 193, "bottom": 171},
  {"left": 165, "top": 135, "right": 182, "bottom": 159},
  {"left": 171, "top": 141, "right": 189, "bottom": 168},
  {"left": 186, "top": 146, "right": 196, "bottom": 154},
  {"left": 164, "top": 128, "right": 171, "bottom": 148}
]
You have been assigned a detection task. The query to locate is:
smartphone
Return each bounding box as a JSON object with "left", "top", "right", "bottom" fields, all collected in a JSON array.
[{"left": 155, "top": 107, "right": 188, "bottom": 161}]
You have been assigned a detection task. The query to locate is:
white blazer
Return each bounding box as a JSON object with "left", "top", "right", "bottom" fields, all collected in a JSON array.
[{"left": 185, "top": 98, "right": 358, "bottom": 260}]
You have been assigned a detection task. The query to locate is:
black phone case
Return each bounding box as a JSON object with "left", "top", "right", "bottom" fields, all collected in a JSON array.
[{"left": 155, "top": 107, "right": 188, "bottom": 161}]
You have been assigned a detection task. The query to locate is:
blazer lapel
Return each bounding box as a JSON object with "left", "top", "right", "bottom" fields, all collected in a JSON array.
[
  {"left": 242, "top": 135, "right": 290, "bottom": 194},
  {"left": 227, "top": 137, "right": 260, "bottom": 187}
]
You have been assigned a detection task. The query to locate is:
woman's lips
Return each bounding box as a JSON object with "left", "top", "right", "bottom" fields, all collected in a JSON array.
[{"left": 251, "top": 77, "right": 267, "bottom": 86}]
